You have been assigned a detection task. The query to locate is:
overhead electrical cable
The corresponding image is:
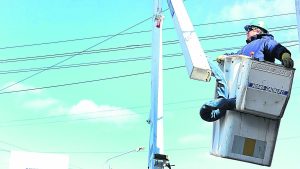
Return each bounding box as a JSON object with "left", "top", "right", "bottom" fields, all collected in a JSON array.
[
  {"left": 0, "top": 41, "right": 298, "bottom": 95},
  {"left": 0, "top": 104, "right": 202, "bottom": 128},
  {"left": 0, "top": 2, "right": 183, "bottom": 92},
  {"left": 0, "top": 98, "right": 207, "bottom": 126},
  {"left": 0, "top": 15, "right": 155, "bottom": 92},
  {"left": 0, "top": 66, "right": 184, "bottom": 95},
  {"left": 0, "top": 13, "right": 295, "bottom": 50},
  {"left": 0, "top": 25, "right": 296, "bottom": 64},
  {"left": 0, "top": 40, "right": 297, "bottom": 75}
]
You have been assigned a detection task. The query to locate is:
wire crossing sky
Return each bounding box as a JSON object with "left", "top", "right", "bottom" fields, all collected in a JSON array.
[
  {"left": 0, "top": 12, "right": 294, "bottom": 50},
  {"left": 0, "top": 13, "right": 154, "bottom": 92}
]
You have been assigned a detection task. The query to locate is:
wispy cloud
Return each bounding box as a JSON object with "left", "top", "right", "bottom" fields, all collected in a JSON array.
[
  {"left": 69, "top": 99, "right": 139, "bottom": 124},
  {"left": 48, "top": 106, "right": 69, "bottom": 116},
  {"left": 220, "top": 0, "right": 294, "bottom": 20},
  {"left": 23, "top": 98, "right": 58, "bottom": 109},
  {"left": 1, "top": 82, "right": 41, "bottom": 94}
]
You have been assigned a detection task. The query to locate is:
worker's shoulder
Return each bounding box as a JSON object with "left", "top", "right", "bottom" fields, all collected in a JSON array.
[{"left": 260, "top": 34, "right": 275, "bottom": 41}]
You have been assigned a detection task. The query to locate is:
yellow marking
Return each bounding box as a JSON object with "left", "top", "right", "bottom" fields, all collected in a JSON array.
[{"left": 243, "top": 138, "right": 256, "bottom": 156}]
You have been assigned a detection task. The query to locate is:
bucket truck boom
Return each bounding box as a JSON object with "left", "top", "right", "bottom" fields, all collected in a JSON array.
[
  {"left": 167, "top": 0, "right": 212, "bottom": 82},
  {"left": 148, "top": 0, "right": 296, "bottom": 168}
]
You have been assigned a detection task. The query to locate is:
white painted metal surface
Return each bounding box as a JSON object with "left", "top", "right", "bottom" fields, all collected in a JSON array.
[
  {"left": 211, "top": 111, "right": 280, "bottom": 166},
  {"left": 167, "top": 0, "right": 211, "bottom": 82},
  {"left": 211, "top": 55, "right": 295, "bottom": 166},
  {"left": 236, "top": 59, "right": 294, "bottom": 119},
  {"left": 222, "top": 55, "right": 294, "bottom": 119},
  {"left": 148, "top": 0, "right": 165, "bottom": 168},
  {"left": 295, "top": 0, "right": 300, "bottom": 49}
]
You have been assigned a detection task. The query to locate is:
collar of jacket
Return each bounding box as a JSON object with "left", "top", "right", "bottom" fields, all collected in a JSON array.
[{"left": 246, "top": 33, "right": 274, "bottom": 44}]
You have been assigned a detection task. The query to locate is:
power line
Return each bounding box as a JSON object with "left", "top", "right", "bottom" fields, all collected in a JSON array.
[
  {"left": 32, "top": 133, "right": 300, "bottom": 154},
  {"left": 0, "top": 40, "right": 298, "bottom": 75},
  {"left": 193, "top": 12, "right": 295, "bottom": 26},
  {"left": 0, "top": 2, "right": 179, "bottom": 92},
  {"left": 0, "top": 1, "right": 172, "bottom": 51},
  {"left": 0, "top": 147, "right": 211, "bottom": 154},
  {"left": 0, "top": 39, "right": 297, "bottom": 75},
  {"left": 0, "top": 16, "right": 154, "bottom": 92},
  {"left": 0, "top": 30, "right": 152, "bottom": 50},
  {"left": 1, "top": 134, "right": 300, "bottom": 154},
  {"left": 0, "top": 55, "right": 155, "bottom": 75},
  {"left": 0, "top": 40, "right": 298, "bottom": 94},
  {"left": 285, "top": 43, "right": 300, "bottom": 48},
  {"left": 0, "top": 12, "right": 295, "bottom": 50},
  {"left": 2, "top": 85, "right": 299, "bottom": 127},
  {"left": 0, "top": 44, "right": 153, "bottom": 63},
  {"left": 0, "top": 25, "right": 296, "bottom": 64},
  {"left": 43, "top": 147, "right": 210, "bottom": 154},
  {"left": 4, "top": 134, "right": 300, "bottom": 155},
  {"left": 0, "top": 104, "right": 203, "bottom": 128},
  {"left": 0, "top": 104, "right": 149, "bottom": 124},
  {"left": 0, "top": 66, "right": 183, "bottom": 95},
  {"left": 0, "top": 98, "right": 208, "bottom": 127},
  {"left": 0, "top": 111, "right": 138, "bottom": 127}
]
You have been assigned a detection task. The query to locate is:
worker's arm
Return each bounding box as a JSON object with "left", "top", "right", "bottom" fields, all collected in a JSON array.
[
  {"left": 264, "top": 40, "right": 294, "bottom": 68},
  {"left": 216, "top": 52, "right": 240, "bottom": 63}
]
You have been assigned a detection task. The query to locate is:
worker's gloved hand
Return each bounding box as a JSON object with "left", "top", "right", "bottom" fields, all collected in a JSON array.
[
  {"left": 281, "top": 53, "right": 294, "bottom": 68},
  {"left": 216, "top": 55, "right": 225, "bottom": 63}
]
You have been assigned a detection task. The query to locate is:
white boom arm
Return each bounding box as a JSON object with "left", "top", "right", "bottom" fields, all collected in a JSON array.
[{"left": 167, "top": 0, "right": 211, "bottom": 82}]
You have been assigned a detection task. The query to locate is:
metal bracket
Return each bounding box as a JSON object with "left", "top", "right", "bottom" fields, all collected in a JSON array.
[
  {"left": 153, "top": 154, "right": 174, "bottom": 169},
  {"left": 154, "top": 14, "right": 164, "bottom": 28}
]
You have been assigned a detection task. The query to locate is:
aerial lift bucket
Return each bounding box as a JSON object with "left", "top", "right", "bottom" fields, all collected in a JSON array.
[{"left": 211, "top": 55, "right": 295, "bottom": 166}]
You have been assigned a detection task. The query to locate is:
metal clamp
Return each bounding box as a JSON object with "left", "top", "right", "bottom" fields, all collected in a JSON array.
[{"left": 154, "top": 154, "right": 174, "bottom": 169}]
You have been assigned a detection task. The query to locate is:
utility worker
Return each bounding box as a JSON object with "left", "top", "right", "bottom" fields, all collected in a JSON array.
[{"left": 200, "top": 20, "right": 294, "bottom": 122}]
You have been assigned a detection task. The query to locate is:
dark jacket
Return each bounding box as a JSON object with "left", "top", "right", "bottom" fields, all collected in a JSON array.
[{"left": 237, "top": 34, "right": 290, "bottom": 62}]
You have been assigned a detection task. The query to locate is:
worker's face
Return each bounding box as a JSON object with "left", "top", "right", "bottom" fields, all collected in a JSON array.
[{"left": 246, "top": 27, "right": 261, "bottom": 41}]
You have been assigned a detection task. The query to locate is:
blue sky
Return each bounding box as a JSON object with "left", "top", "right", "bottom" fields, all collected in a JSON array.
[{"left": 0, "top": 0, "right": 299, "bottom": 169}]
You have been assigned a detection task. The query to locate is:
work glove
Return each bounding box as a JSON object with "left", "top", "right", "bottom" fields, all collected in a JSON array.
[
  {"left": 281, "top": 53, "right": 294, "bottom": 68},
  {"left": 216, "top": 55, "right": 225, "bottom": 63}
]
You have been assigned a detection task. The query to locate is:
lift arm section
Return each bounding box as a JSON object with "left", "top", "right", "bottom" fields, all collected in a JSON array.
[{"left": 167, "top": 0, "right": 211, "bottom": 82}]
